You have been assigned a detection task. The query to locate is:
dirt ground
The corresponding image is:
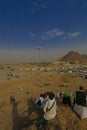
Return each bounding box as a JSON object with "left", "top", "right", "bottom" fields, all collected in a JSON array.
[{"left": 0, "top": 63, "right": 87, "bottom": 130}]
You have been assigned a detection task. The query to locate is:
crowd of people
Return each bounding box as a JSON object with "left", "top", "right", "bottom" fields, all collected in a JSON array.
[
  {"left": 10, "top": 86, "right": 87, "bottom": 129},
  {"left": 33, "top": 86, "right": 87, "bottom": 128}
]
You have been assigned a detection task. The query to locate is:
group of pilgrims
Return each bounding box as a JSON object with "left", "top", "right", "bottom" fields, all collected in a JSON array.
[{"left": 10, "top": 86, "right": 87, "bottom": 129}]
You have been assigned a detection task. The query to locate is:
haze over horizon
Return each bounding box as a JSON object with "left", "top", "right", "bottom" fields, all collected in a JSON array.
[{"left": 0, "top": 0, "right": 87, "bottom": 64}]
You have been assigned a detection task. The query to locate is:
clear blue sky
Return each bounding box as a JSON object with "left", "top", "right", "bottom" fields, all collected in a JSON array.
[{"left": 0, "top": 0, "right": 87, "bottom": 63}]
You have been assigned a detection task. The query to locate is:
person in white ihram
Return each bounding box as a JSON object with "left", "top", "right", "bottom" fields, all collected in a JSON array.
[{"left": 43, "top": 92, "right": 57, "bottom": 120}]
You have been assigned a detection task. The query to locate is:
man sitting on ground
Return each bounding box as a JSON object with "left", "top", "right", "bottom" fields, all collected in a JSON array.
[
  {"left": 37, "top": 92, "right": 57, "bottom": 128},
  {"left": 73, "top": 86, "right": 87, "bottom": 106},
  {"left": 73, "top": 86, "right": 87, "bottom": 119},
  {"left": 34, "top": 94, "right": 44, "bottom": 108},
  {"left": 62, "top": 92, "right": 71, "bottom": 106}
]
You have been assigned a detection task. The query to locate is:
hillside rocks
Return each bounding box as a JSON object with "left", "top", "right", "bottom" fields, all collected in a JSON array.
[{"left": 58, "top": 51, "right": 87, "bottom": 62}]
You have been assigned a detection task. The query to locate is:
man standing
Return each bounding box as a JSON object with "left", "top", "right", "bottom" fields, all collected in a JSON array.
[{"left": 10, "top": 92, "right": 15, "bottom": 105}]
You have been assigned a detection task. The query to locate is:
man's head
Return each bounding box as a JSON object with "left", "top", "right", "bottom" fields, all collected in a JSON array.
[
  {"left": 79, "top": 86, "right": 84, "bottom": 90},
  {"left": 49, "top": 92, "right": 55, "bottom": 100}
]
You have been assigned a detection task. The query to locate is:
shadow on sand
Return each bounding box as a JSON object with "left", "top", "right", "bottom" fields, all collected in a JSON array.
[
  {"left": 11, "top": 99, "right": 60, "bottom": 130},
  {"left": 12, "top": 100, "right": 37, "bottom": 130},
  {"left": 27, "top": 99, "right": 42, "bottom": 117}
]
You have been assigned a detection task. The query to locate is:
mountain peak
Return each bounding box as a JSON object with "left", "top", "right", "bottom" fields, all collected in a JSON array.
[{"left": 58, "top": 51, "right": 87, "bottom": 62}]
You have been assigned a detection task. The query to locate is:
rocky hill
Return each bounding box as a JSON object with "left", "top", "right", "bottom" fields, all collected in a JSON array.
[{"left": 58, "top": 51, "right": 87, "bottom": 62}]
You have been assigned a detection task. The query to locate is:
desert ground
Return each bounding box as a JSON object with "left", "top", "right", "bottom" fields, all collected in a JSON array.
[{"left": 0, "top": 62, "right": 87, "bottom": 130}]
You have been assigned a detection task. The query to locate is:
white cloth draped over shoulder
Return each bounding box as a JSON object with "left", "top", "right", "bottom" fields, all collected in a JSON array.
[
  {"left": 73, "top": 90, "right": 87, "bottom": 119},
  {"left": 74, "top": 103, "right": 87, "bottom": 119},
  {"left": 43, "top": 98, "right": 57, "bottom": 120}
]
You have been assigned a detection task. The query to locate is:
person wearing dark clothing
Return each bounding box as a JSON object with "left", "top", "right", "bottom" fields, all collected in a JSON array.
[
  {"left": 73, "top": 86, "right": 87, "bottom": 119},
  {"left": 62, "top": 92, "right": 71, "bottom": 106},
  {"left": 10, "top": 92, "right": 15, "bottom": 105},
  {"left": 73, "top": 86, "right": 87, "bottom": 106}
]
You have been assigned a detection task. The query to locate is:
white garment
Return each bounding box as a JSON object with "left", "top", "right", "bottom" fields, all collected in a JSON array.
[
  {"left": 34, "top": 96, "right": 44, "bottom": 105},
  {"left": 74, "top": 103, "right": 87, "bottom": 119},
  {"left": 41, "top": 96, "right": 49, "bottom": 109},
  {"left": 39, "top": 97, "right": 44, "bottom": 104},
  {"left": 55, "top": 93, "right": 60, "bottom": 98},
  {"left": 43, "top": 98, "right": 57, "bottom": 120}
]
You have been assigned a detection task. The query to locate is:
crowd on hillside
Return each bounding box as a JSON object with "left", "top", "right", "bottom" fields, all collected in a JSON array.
[{"left": 10, "top": 86, "right": 87, "bottom": 129}]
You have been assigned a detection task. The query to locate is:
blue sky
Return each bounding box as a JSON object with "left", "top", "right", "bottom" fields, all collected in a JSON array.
[{"left": 0, "top": 0, "right": 87, "bottom": 63}]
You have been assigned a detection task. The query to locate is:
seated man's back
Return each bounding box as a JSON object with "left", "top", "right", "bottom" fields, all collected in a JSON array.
[
  {"left": 75, "top": 91, "right": 86, "bottom": 106},
  {"left": 74, "top": 86, "right": 87, "bottom": 106}
]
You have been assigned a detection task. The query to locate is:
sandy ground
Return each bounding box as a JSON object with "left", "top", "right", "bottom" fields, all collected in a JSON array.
[{"left": 0, "top": 63, "right": 87, "bottom": 130}]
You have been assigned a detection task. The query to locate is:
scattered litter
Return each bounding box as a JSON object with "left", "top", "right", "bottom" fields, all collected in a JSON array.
[{"left": 18, "top": 86, "right": 23, "bottom": 91}]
